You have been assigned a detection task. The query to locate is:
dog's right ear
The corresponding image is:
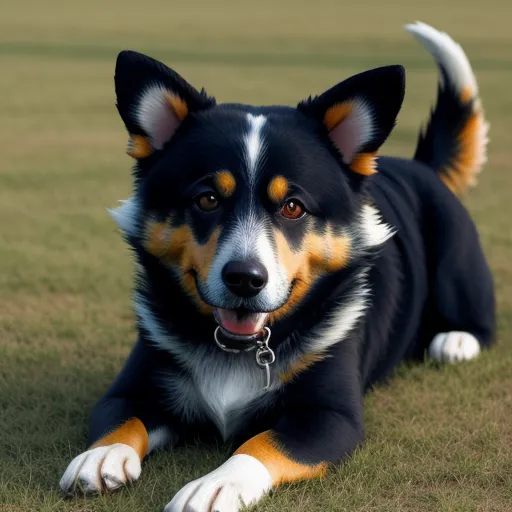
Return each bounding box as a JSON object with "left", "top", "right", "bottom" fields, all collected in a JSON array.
[
  {"left": 115, "top": 51, "right": 216, "bottom": 159},
  {"left": 298, "top": 65, "right": 405, "bottom": 176}
]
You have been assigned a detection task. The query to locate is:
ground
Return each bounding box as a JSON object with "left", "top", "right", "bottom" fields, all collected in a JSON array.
[{"left": 1, "top": 0, "right": 511, "bottom": 510}]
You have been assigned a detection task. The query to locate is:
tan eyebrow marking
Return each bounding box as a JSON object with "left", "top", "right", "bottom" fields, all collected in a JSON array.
[
  {"left": 214, "top": 170, "right": 236, "bottom": 198},
  {"left": 268, "top": 175, "right": 289, "bottom": 204}
]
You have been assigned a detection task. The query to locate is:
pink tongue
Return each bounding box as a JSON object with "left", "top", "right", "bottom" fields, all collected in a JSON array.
[{"left": 216, "top": 309, "right": 269, "bottom": 336}]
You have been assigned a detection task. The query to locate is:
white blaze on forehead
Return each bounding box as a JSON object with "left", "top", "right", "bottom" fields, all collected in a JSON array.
[{"left": 243, "top": 114, "right": 267, "bottom": 183}]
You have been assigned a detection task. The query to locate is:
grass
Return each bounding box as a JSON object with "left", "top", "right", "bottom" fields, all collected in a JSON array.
[{"left": 1, "top": 0, "right": 511, "bottom": 510}]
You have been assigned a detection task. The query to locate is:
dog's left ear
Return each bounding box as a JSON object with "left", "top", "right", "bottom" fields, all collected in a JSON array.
[
  {"left": 115, "top": 50, "right": 216, "bottom": 159},
  {"left": 298, "top": 65, "right": 405, "bottom": 176}
]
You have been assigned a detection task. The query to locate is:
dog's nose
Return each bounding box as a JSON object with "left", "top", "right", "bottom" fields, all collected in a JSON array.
[{"left": 222, "top": 260, "right": 268, "bottom": 298}]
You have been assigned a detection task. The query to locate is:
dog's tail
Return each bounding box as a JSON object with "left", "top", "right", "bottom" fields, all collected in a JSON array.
[{"left": 405, "top": 22, "right": 489, "bottom": 197}]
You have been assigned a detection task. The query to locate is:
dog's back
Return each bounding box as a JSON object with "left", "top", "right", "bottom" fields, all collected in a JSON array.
[{"left": 362, "top": 23, "right": 494, "bottom": 384}]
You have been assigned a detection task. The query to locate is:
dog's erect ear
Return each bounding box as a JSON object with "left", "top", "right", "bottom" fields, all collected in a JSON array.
[
  {"left": 298, "top": 65, "right": 405, "bottom": 176},
  {"left": 115, "top": 51, "right": 216, "bottom": 159}
]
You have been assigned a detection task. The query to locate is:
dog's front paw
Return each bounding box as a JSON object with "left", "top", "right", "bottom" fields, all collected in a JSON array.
[
  {"left": 59, "top": 443, "right": 141, "bottom": 495},
  {"left": 429, "top": 331, "right": 481, "bottom": 363},
  {"left": 164, "top": 454, "right": 272, "bottom": 512}
]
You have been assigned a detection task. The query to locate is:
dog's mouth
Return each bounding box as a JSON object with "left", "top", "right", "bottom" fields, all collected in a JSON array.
[{"left": 214, "top": 307, "right": 269, "bottom": 346}]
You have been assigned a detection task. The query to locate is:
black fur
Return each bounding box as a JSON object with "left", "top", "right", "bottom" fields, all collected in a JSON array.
[
  {"left": 88, "top": 53, "right": 495, "bottom": 477},
  {"left": 413, "top": 67, "right": 475, "bottom": 176}
]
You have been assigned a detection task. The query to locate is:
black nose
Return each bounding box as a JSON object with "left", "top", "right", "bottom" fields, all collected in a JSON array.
[{"left": 222, "top": 260, "right": 269, "bottom": 298}]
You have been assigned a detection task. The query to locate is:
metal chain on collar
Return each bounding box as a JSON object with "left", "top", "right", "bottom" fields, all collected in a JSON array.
[
  {"left": 255, "top": 327, "right": 275, "bottom": 390},
  {"left": 214, "top": 326, "right": 275, "bottom": 390}
]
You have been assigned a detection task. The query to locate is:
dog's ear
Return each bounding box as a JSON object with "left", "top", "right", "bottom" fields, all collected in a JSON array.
[
  {"left": 115, "top": 51, "right": 216, "bottom": 159},
  {"left": 298, "top": 65, "right": 405, "bottom": 176}
]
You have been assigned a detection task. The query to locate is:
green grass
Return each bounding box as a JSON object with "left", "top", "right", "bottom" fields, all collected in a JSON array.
[{"left": 1, "top": 0, "right": 511, "bottom": 510}]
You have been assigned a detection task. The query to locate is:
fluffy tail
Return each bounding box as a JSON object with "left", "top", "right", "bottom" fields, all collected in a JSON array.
[{"left": 405, "top": 22, "right": 489, "bottom": 197}]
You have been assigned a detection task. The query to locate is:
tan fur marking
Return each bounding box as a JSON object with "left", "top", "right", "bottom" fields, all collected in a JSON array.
[
  {"left": 144, "top": 220, "right": 218, "bottom": 314},
  {"left": 441, "top": 108, "right": 487, "bottom": 196},
  {"left": 234, "top": 430, "right": 327, "bottom": 485},
  {"left": 214, "top": 171, "right": 236, "bottom": 198},
  {"left": 280, "top": 352, "right": 326, "bottom": 383},
  {"left": 328, "top": 232, "right": 351, "bottom": 270},
  {"left": 350, "top": 152, "right": 378, "bottom": 176},
  {"left": 92, "top": 418, "right": 148, "bottom": 461},
  {"left": 145, "top": 221, "right": 173, "bottom": 258},
  {"left": 127, "top": 135, "right": 153, "bottom": 159},
  {"left": 165, "top": 93, "right": 189, "bottom": 121},
  {"left": 323, "top": 102, "right": 353, "bottom": 131},
  {"left": 268, "top": 176, "right": 289, "bottom": 204},
  {"left": 307, "top": 227, "right": 351, "bottom": 273},
  {"left": 269, "top": 230, "right": 311, "bottom": 323},
  {"left": 460, "top": 86, "right": 474, "bottom": 105},
  {"left": 269, "top": 227, "right": 351, "bottom": 322},
  {"left": 270, "top": 276, "right": 313, "bottom": 324}
]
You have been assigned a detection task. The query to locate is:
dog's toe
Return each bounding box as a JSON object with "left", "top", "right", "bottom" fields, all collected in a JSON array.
[
  {"left": 209, "top": 483, "right": 246, "bottom": 511},
  {"left": 164, "top": 454, "right": 271, "bottom": 511},
  {"left": 428, "top": 331, "right": 481, "bottom": 363},
  {"left": 59, "top": 451, "right": 90, "bottom": 494},
  {"left": 60, "top": 443, "right": 141, "bottom": 495}
]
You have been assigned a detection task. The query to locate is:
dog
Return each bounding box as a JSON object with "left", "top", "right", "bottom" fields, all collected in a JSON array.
[{"left": 60, "top": 22, "right": 495, "bottom": 511}]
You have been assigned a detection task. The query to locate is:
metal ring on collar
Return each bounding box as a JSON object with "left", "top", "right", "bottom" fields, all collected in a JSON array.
[{"left": 255, "top": 348, "right": 276, "bottom": 367}]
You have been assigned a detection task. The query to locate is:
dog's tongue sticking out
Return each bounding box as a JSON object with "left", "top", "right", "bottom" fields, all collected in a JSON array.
[{"left": 215, "top": 308, "right": 269, "bottom": 336}]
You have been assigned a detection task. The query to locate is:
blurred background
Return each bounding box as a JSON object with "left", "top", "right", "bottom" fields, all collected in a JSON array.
[{"left": 1, "top": 1, "right": 511, "bottom": 510}]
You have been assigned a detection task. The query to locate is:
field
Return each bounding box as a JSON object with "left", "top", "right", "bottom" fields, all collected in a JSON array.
[{"left": 1, "top": 0, "right": 512, "bottom": 510}]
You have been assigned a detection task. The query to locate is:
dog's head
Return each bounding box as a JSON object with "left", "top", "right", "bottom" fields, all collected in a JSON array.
[{"left": 111, "top": 51, "right": 404, "bottom": 343}]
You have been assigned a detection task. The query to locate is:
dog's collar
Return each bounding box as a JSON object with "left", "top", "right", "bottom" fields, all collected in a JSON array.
[
  {"left": 214, "top": 326, "right": 275, "bottom": 390},
  {"left": 214, "top": 326, "right": 266, "bottom": 352}
]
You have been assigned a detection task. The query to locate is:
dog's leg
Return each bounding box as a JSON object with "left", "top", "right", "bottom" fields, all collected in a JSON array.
[
  {"left": 60, "top": 337, "right": 177, "bottom": 495},
  {"left": 419, "top": 186, "right": 496, "bottom": 360},
  {"left": 60, "top": 416, "right": 150, "bottom": 494},
  {"left": 165, "top": 339, "right": 363, "bottom": 512}
]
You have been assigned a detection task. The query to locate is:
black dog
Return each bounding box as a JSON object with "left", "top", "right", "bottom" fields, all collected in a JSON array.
[{"left": 60, "top": 22, "right": 494, "bottom": 511}]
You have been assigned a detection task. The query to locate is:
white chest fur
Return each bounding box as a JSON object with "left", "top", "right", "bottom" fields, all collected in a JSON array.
[
  {"left": 165, "top": 349, "right": 281, "bottom": 440},
  {"left": 134, "top": 297, "right": 282, "bottom": 438}
]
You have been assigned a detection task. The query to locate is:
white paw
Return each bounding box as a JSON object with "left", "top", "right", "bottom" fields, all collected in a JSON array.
[
  {"left": 429, "top": 331, "right": 481, "bottom": 363},
  {"left": 164, "top": 454, "right": 272, "bottom": 512},
  {"left": 59, "top": 443, "right": 141, "bottom": 494}
]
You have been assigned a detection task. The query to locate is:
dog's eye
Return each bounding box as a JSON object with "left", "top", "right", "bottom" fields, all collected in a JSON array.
[
  {"left": 195, "top": 192, "right": 220, "bottom": 212},
  {"left": 280, "top": 199, "right": 305, "bottom": 220}
]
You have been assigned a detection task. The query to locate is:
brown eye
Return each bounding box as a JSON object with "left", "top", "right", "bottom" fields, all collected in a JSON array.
[
  {"left": 196, "top": 192, "right": 219, "bottom": 212},
  {"left": 280, "top": 199, "right": 305, "bottom": 219}
]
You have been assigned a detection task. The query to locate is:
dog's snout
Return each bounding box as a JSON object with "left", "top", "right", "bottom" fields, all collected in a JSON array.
[{"left": 222, "top": 260, "right": 268, "bottom": 298}]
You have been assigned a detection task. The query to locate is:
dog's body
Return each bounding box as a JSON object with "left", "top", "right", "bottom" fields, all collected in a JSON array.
[{"left": 60, "top": 23, "right": 495, "bottom": 511}]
